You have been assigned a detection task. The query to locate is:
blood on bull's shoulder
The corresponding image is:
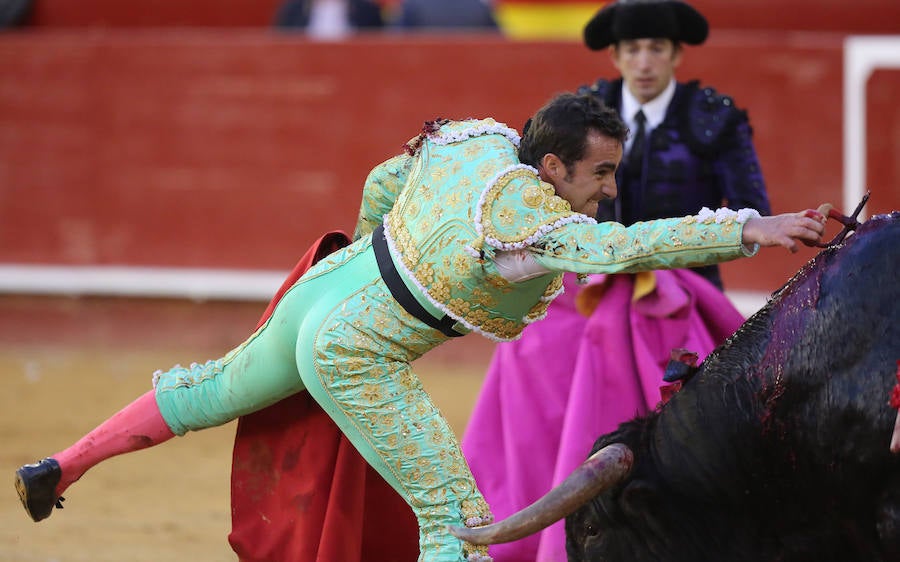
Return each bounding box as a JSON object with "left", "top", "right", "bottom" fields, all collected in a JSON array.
[{"left": 452, "top": 210, "right": 900, "bottom": 562}]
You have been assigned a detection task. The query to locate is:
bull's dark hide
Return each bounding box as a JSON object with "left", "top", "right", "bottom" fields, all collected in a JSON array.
[{"left": 566, "top": 212, "right": 900, "bottom": 562}]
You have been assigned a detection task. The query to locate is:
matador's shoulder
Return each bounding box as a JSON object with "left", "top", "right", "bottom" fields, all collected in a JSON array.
[{"left": 473, "top": 165, "right": 592, "bottom": 253}]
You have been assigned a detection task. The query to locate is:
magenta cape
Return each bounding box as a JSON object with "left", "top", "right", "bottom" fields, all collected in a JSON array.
[{"left": 461, "top": 271, "right": 745, "bottom": 562}]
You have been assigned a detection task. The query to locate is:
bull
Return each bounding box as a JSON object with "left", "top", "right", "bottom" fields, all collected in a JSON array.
[{"left": 452, "top": 209, "right": 900, "bottom": 561}]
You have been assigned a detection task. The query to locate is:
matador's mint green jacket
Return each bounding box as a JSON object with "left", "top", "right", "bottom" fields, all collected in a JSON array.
[{"left": 354, "top": 118, "right": 754, "bottom": 342}]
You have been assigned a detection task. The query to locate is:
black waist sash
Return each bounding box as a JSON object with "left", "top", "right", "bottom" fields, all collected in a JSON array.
[{"left": 372, "top": 225, "right": 464, "bottom": 338}]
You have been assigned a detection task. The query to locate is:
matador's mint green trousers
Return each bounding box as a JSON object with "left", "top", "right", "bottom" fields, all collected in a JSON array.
[{"left": 154, "top": 236, "right": 492, "bottom": 561}]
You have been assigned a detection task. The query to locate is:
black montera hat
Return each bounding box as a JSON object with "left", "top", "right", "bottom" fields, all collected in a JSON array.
[{"left": 583, "top": 0, "right": 709, "bottom": 51}]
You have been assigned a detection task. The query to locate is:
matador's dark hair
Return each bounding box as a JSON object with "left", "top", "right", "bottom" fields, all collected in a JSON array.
[{"left": 518, "top": 92, "right": 627, "bottom": 172}]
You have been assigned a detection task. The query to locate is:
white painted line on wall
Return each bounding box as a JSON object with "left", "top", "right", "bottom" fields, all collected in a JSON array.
[
  {"left": 0, "top": 264, "right": 286, "bottom": 302},
  {"left": 843, "top": 35, "right": 900, "bottom": 219},
  {"left": 0, "top": 263, "right": 770, "bottom": 317},
  {"left": 726, "top": 290, "right": 770, "bottom": 319}
]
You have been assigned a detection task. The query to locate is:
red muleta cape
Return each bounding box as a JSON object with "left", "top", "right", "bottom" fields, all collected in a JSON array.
[{"left": 228, "top": 231, "right": 420, "bottom": 562}]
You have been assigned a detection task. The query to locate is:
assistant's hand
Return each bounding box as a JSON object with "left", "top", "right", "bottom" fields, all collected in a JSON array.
[{"left": 742, "top": 209, "right": 827, "bottom": 253}]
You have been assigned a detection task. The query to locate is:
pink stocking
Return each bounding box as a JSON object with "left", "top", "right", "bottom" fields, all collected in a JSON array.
[{"left": 52, "top": 390, "right": 175, "bottom": 496}]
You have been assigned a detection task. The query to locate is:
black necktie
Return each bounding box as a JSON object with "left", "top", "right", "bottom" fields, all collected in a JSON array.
[{"left": 628, "top": 109, "right": 647, "bottom": 174}]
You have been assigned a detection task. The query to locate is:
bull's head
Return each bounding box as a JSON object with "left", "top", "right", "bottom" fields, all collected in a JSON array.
[{"left": 452, "top": 209, "right": 900, "bottom": 561}]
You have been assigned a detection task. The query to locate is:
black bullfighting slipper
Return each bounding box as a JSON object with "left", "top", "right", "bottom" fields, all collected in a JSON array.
[{"left": 15, "top": 458, "right": 65, "bottom": 522}]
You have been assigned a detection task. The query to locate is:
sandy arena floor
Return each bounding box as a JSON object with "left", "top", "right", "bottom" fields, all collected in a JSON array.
[{"left": 0, "top": 296, "right": 493, "bottom": 562}]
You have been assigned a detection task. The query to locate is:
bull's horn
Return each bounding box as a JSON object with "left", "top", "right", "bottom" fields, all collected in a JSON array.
[{"left": 449, "top": 443, "right": 633, "bottom": 545}]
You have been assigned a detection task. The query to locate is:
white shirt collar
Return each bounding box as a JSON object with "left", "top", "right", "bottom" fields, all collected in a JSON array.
[{"left": 621, "top": 78, "right": 676, "bottom": 132}]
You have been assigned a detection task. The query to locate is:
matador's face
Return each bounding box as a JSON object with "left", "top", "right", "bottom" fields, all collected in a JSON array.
[{"left": 549, "top": 130, "right": 622, "bottom": 218}]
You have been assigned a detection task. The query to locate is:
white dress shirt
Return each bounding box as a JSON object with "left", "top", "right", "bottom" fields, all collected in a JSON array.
[{"left": 621, "top": 79, "right": 676, "bottom": 156}]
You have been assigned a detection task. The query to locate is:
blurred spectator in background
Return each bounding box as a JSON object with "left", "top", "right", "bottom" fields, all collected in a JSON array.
[
  {"left": 462, "top": 1, "right": 772, "bottom": 561},
  {"left": 391, "top": 0, "right": 499, "bottom": 31},
  {"left": 0, "top": 0, "right": 31, "bottom": 28},
  {"left": 274, "top": 0, "right": 384, "bottom": 38}
]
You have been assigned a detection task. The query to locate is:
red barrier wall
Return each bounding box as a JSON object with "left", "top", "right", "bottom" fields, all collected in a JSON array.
[
  {"left": 1, "top": 31, "right": 898, "bottom": 292},
  {"left": 652, "top": 0, "right": 900, "bottom": 33},
  {"left": 26, "top": 0, "right": 284, "bottom": 27},
  {"left": 22, "top": 0, "right": 900, "bottom": 34}
]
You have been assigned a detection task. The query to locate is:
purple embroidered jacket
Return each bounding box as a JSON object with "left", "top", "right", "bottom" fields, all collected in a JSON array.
[{"left": 578, "top": 78, "right": 771, "bottom": 289}]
